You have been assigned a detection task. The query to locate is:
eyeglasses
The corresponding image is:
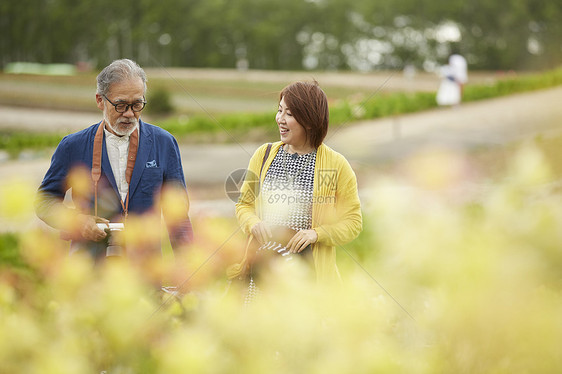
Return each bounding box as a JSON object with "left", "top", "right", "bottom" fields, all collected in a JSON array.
[{"left": 103, "top": 95, "right": 146, "bottom": 113}]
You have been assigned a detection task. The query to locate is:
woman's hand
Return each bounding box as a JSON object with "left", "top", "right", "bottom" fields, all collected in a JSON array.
[
  {"left": 287, "top": 229, "right": 318, "bottom": 254},
  {"left": 250, "top": 221, "right": 272, "bottom": 245}
]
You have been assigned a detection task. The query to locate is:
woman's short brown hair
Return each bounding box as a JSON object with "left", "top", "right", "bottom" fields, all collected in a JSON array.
[{"left": 279, "top": 81, "right": 329, "bottom": 149}]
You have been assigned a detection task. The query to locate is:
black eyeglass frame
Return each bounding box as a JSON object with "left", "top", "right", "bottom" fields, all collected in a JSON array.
[{"left": 103, "top": 94, "right": 147, "bottom": 113}]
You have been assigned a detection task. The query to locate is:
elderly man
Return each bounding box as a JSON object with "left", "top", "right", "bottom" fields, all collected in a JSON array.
[{"left": 35, "top": 59, "right": 193, "bottom": 267}]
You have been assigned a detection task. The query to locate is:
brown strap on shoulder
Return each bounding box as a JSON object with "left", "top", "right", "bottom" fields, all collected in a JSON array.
[
  {"left": 256, "top": 143, "right": 272, "bottom": 220},
  {"left": 259, "top": 143, "right": 272, "bottom": 180},
  {"left": 91, "top": 122, "right": 139, "bottom": 219},
  {"left": 91, "top": 123, "right": 104, "bottom": 217},
  {"left": 92, "top": 122, "right": 104, "bottom": 183},
  {"left": 121, "top": 129, "right": 138, "bottom": 219},
  {"left": 125, "top": 129, "right": 139, "bottom": 184}
]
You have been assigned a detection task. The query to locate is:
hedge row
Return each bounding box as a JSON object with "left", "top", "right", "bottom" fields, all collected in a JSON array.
[{"left": 1, "top": 67, "right": 561, "bottom": 154}]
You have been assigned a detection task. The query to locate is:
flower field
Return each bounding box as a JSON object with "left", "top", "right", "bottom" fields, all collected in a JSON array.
[{"left": 1, "top": 136, "right": 562, "bottom": 373}]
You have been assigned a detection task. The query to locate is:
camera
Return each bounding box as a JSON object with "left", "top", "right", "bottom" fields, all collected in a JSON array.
[{"left": 97, "top": 223, "right": 125, "bottom": 257}]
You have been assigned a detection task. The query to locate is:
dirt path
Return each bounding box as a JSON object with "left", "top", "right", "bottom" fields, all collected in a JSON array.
[
  {"left": 0, "top": 105, "right": 101, "bottom": 133},
  {"left": 327, "top": 86, "right": 562, "bottom": 164},
  {"left": 1, "top": 86, "right": 561, "bottom": 230}
]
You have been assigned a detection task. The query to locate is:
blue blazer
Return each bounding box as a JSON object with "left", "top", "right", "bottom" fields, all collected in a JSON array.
[{"left": 37, "top": 120, "right": 193, "bottom": 259}]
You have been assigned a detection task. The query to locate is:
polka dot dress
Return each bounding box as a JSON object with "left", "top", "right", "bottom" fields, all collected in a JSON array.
[
  {"left": 261, "top": 146, "right": 316, "bottom": 231},
  {"left": 244, "top": 146, "right": 316, "bottom": 305}
]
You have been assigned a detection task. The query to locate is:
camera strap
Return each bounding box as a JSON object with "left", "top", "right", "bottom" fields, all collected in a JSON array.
[{"left": 91, "top": 122, "right": 139, "bottom": 219}]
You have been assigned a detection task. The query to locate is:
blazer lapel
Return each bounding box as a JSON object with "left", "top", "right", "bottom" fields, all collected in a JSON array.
[{"left": 128, "top": 121, "right": 153, "bottom": 198}]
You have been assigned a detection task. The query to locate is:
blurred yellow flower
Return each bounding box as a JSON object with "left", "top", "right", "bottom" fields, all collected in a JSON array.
[{"left": 0, "top": 179, "right": 35, "bottom": 222}]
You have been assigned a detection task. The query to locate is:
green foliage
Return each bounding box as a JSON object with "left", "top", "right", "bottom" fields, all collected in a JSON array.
[
  {"left": 0, "top": 131, "right": 64, "bottom": 156},
  {"left": 2, "top": 0, "right": 562, "bottom": 70},
  {"left": 146, "top": 86, "right": 174, "bottom": 115},
  {"left": 0, "top": 233, "right": 25, "bottom": 268},
  {"left": 355, "top": 91, "right": 437, "bottom": 120},
  {"left": 464, "top": 68, "right": 562, "bottom": 101},
  {"left": 161, "top": 111, "right": 273, "bottom": 135}
]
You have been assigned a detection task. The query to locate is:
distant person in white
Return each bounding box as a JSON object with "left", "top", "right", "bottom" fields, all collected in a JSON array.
[{"left": 436, "top": 53, "right": 468, "bottom": 106}]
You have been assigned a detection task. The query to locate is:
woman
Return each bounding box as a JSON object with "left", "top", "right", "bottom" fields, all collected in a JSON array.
[{"left": 229, "top": 81, "right": 362, "bottom": 292}]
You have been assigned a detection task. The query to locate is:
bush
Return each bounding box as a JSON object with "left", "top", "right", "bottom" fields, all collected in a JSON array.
[
  {"left": 0, "top": 233, "right": 24, "bottom": 268},
  {"left": 146, "top": 86, "right": 174, "bottom": 115}
]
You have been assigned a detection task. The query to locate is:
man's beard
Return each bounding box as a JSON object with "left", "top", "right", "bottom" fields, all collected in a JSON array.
[{"left": 104, "top": 114, "right": 139, "bottom": 137}]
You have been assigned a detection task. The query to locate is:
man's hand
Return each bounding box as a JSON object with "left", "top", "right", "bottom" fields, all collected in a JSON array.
[{"left": 77, "top": 214, "right": 109, "bottom": 242}]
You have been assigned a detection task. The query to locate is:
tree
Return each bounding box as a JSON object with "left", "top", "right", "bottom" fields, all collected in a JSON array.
[{"left": 1, "top": 0, "right": 560, "bottom": 71}]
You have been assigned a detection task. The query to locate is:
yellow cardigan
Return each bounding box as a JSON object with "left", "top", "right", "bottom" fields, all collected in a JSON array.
[{"left": 234, "top": 141, "right": 362, "bottom": 282}]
